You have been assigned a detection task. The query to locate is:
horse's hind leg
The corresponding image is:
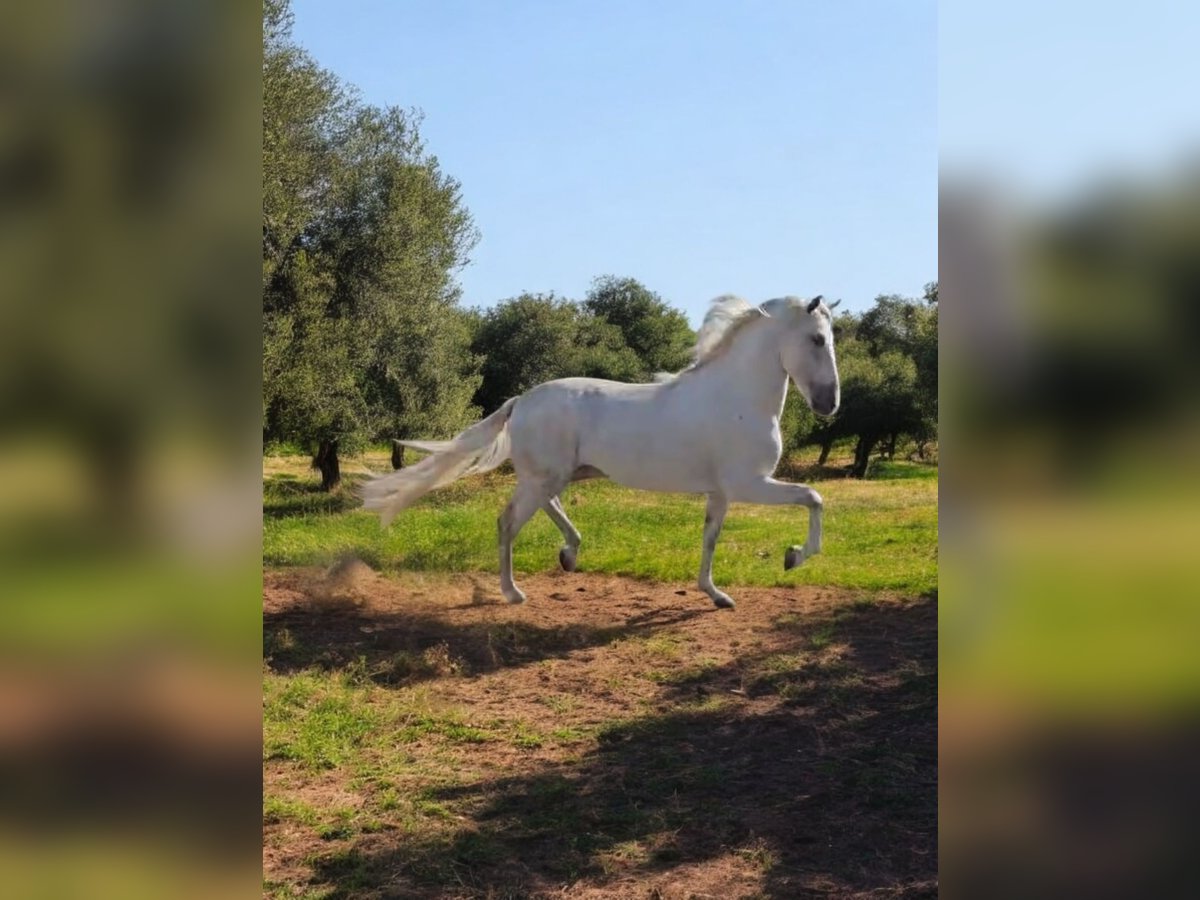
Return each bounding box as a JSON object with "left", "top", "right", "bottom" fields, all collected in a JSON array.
[
  {"left": 543, "top": 495, "right": 582, "bottom": 571},
  {"left": 498, "top": 478, "right": 553, "bottom": 604}
]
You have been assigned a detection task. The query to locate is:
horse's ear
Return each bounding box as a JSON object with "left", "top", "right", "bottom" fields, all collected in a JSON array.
[{"left": 806, "top": 295, "right": 823, "bottom": 313}]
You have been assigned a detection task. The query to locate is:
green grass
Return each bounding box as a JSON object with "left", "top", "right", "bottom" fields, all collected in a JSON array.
[
  {"left": 865, "top": 459, "right": 939, "bottom": 481},
  {"left": 263, "top": 455, "right": 937, "bottom": 594},
  {"left": 263, "top": 796, "right": 321, "bottom": 827},
  {"left": 264, "top": 671, "right": 384, "bottom": 769}
]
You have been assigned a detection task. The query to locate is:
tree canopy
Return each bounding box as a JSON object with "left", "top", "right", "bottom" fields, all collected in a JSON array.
[
  {"left": 469, "top": 290, "right": 666, "bottom": 414},
  {"left": 583, "top": 276, "right": 695, "bottom": 376},
  {"left": 262, "top": 0, "right": 480, "bottom": 487}
]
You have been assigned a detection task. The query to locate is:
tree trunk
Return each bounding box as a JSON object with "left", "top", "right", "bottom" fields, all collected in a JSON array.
[
  {"left": 817, "top": 439, "right": 833, "bottom": 466},
  {"left": 391, "top": 440, "right": 405, "bottom": 470},
  {"left": 851, "top": 434, "right": 876, "bottom": 478},
  {"left": 313, "top": 440, "right": 341, "bottom": 491},
  {"left": 885, "top": 433, "right": 898, "bottom": 459}
]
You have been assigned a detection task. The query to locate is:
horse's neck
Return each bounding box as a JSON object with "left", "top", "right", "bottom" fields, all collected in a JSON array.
[{"left": 696, "top": 319, "right": 788, "bottom": 419}]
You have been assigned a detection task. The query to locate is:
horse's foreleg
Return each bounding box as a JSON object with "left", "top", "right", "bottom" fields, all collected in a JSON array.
[
  {"left": 542, "top": 495, "right": 582, "bottom": 572},
  {"left": 699, "top": 493, "right": 735, "bottom": 609},
  {"left": 724, "top": 476, "right": 823, "bottom": 568},
  {"left": 498, "top": 480, "right": 549, "bottom": 604}
]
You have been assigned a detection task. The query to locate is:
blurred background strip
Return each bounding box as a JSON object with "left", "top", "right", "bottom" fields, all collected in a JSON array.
[
  {"left": 940, "top": 2, "right": 1200, "bottom": 897},
  {"left": 0, "top": 1, "right": 262, "bottom": 897}
]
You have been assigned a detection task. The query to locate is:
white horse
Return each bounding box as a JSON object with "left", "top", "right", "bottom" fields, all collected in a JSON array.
[{"left": 363, "top": 294, "right": 840, "bottom": 609}]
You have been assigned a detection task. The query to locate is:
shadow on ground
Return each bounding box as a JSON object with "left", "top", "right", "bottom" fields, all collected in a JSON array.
[
  {"left": 265, "top": 588, "right": 708, "bottom": 685},
  {"left": 267, "top": 574, "right": 936, "bottom": 898}
]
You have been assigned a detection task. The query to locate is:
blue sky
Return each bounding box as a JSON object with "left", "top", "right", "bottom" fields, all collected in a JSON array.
[
  {"left": 290, "top": 0, "right": 935, "bottom": 325},
  {"left": 940, "top": 1, "right": 1200, "bottom": 199}
]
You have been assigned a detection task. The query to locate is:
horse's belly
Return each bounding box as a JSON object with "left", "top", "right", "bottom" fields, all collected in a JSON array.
[{"left": 583, "top": 453, "right": 712, "bottom": 494}]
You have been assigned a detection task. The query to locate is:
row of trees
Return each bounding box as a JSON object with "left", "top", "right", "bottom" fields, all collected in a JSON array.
[{"left": 262, "top": 0, "right": 937, "bottom": 489}]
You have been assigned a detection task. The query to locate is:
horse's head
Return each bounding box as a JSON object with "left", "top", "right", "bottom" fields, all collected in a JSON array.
[{"left": 765, "top": 295, "right": 840, "bottom": 417}]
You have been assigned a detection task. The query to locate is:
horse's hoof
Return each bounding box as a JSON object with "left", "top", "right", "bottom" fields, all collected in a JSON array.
[
  {"left": 503, "top": 588, "right": 527, "bottom": 605},
  {"left": 559, "top": 547, "right": 577, "bottom": 572},
  {"left": 712, "top": 592, "right": 736, "bottom": 609},
  {"left": 784, "top": 545, "right": 805, "bottom": 570}
]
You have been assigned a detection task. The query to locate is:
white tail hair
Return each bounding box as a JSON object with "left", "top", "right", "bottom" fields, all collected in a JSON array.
[{"left": 361, "top": 398, "right": 517, "bottom": 527}]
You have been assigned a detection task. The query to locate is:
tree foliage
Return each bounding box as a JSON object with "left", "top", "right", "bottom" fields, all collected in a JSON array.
[
  {"left": 469, "top": 293, "right": 652, "bottom": 414},
  {"left": 573, "top": 314, "right": 645, "bottom": 383},
  {"left": 583, "top": 276, "right": 694, "bottom": 376},
  {"left": 787, "top": 287, "right": 937, "bottom": 476},
  {"left": 470, "top": 295, "right": 583, "bottom": 415},
  {"left": 262, "top": 0, "right": 480, "bottom": 488}
]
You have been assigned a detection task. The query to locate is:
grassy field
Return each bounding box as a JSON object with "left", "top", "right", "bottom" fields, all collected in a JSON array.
[
  {"left": 264, "top": 450, "right": 937, "bottom": 596},
  {"left": 263, "top": 448, "right": 938, "bottom": 898}
]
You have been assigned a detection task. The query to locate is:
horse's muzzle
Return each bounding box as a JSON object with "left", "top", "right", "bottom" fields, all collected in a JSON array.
[{"left": 812, "top": 384, "right": 840, "bottom": 418}]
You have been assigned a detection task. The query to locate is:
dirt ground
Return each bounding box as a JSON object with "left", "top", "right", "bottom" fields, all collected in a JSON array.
[{"left": 264, "top": 564, "right": 936, "bottom": 899}]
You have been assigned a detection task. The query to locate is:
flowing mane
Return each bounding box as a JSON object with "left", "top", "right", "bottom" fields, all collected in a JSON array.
[
  {"left": 651, "top": 294, "right": 780, "bottom": 383},
  {"left": 691, "top": 295, "right": 764, "bottom": 366},
  {"left": 689, "top": 294, "right": 834, "bottom": 373}
]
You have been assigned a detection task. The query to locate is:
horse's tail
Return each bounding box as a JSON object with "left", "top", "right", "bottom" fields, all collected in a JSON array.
[{"left": 361, "top": 397, "right": 517, "bottom": 527}]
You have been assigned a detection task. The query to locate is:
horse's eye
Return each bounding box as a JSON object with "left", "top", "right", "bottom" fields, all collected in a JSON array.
[{"left": 811, "top": 334, "right": 826, "bottom": 348}]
